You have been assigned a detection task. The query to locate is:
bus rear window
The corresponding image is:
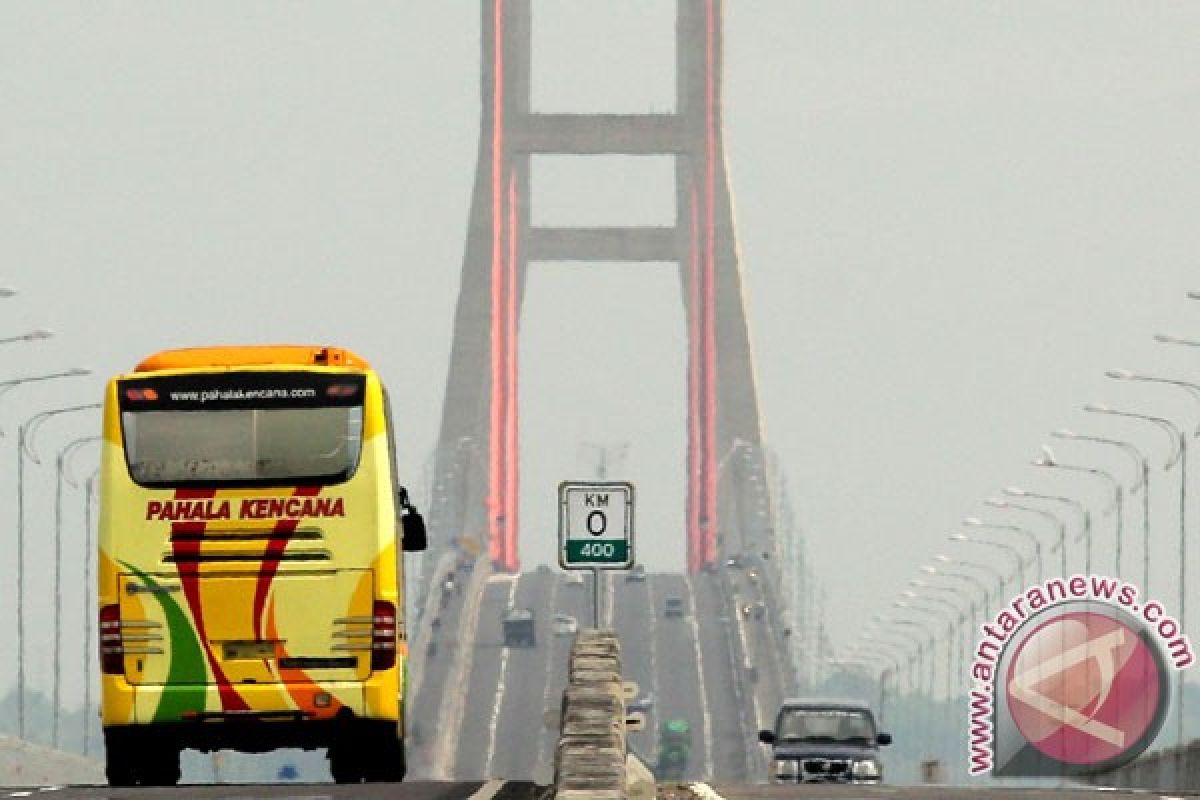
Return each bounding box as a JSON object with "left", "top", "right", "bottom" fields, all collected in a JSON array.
[{"left": 117, "top": 372, "right": 366, "bottom": 488}]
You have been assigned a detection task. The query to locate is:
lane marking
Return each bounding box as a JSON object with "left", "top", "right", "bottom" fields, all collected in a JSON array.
[
  {"left": 753, "top": 582, "right": 789, "bottom": 701},
  {"left": 731, "top": 587, "right": 765, "bottom": 733},
  {"left": 700, "top": 572, "right": 751, "bottom": 782},
  {"left": 483, "top": 575, "right": 521, "bottom": 776},
  {"left": 646, "top": 575, "right": 662, "bottom": 765},
  {"left": 467, "top": 779, "right": 507, "bottom": 800},
  {"left": 689, "top": 781, "right": 727, "bottom": 800},
  {"left": 533, "top": 576, "right": 564, "bottom": 779},
  {"left": 685, "top": 574, "right": 716, "bottom": 780},
  {"left": 434, "top": 560, "right": 493, "bottom": 779},
  {"left": 405, "top": 549, "right": 457, "bottom": 753},
  {"left": 720, "top": 576, "right": 764, "bottom": 778}
]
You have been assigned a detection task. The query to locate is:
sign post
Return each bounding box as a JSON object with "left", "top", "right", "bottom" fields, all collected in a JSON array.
[{"left": 558, "top": 481, "right": 635, "bottom": 628}]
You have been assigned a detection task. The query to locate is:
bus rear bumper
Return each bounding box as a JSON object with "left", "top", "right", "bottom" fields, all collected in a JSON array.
[
  {"left": 103, "top": 715, "right": 401, "bottom": 754},
  {"left": 101, "top": 673, "right": 402, "bottom": 749}
]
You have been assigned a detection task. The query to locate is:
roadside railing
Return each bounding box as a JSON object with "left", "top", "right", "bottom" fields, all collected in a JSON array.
[{"left": 1092, "top": 744, "right": 1199, "bottom": 791}]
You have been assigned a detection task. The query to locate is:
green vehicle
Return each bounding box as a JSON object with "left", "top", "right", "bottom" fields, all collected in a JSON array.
[{"left": 655, "top": 719, "right": 692, "bottom": 781}]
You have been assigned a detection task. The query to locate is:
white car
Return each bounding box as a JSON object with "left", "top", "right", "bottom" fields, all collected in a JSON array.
[
  {"left": 553, "top": 614, "right": 578, "bottom": 636},
  {"left": 627, "top": 690, "right": 656, "bottom": 714},
  {"left": 563, "top": 571, "right": 585, "bottom": 586}
]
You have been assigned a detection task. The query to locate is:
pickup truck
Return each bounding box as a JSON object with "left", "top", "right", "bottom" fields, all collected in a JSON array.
[{"left": 758, "top": 699, "right": 891, "bottom": 784}]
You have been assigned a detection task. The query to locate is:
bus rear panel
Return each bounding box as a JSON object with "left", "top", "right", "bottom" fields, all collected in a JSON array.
[{"left": 98, "top": 346, "right": 413, "bottom": 785}]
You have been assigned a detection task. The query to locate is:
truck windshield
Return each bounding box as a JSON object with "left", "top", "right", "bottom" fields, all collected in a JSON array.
[{"left": 777, "top": 709, "right": 876, "bottom": 744}]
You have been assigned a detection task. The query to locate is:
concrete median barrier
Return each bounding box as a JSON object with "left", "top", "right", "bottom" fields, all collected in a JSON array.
[{"left": 554, "top": 629, "right": 629, "bottom": 800}]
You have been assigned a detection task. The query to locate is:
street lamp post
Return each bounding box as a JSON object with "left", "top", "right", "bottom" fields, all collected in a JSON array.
[
  {"left": 1092, "top": 374, "right": 1199, "bottom": 748},
  {"left": 0, "top": 368, "right": 91, "bottom": 432},
  {"left": 52, "top": 435, "right": 101, "bottom": 748},
  {"left": 82, "top": 467, "right": 99, "bottom": 757},
  {"left": 948, "top": 533, "right": 1026, "bottom": 587},
  {"left": 878, "top": 618, "right": 940, "bottom": 743},
  {"left": 897, "top": 596, "right": 964, "bottom": 753},
  {"left": 915, "top": 572, "right": 991, "bottom": 697},
  {"left": 16, "top": 402, "right": 102, "bottom": 739},
  {"left": 827, "top": 655, "right": 891, "bottom": 712},
  {"left": 0, "top": 369, "right": 105, "bottom": 749},
  {"left": 898, "top": 596, "right": 963, "bottom": 700},
  {"left": 921, "top": 564, "right": 998, "bottom": 615},
  {"left": 843, "top": 647, "right": 904, "bottom": 724},
  {"left": 909, "top": 580, "right": 978, "bottom": 643},
  {"left": 963, "top": 517, "right": 1042, "bottom": 584},
  {"left": 1083, "top": 404, "right": 1184, "bottom": 606},
  {"left": 887, "top": 612, "right": 939, "bottom": 689},
  {"left": 1052, "top": 430, "right": 1154, "bottom": 589},
  {"left": 985, "top": 498, "right": 1067, "bottom": 579},
  {"left": 1004, "top": 487, "right": 1092, "bottom": 575},
  {"left": 863, "top": 629, "right": 923, "bottom": 696},
  {"left": 1032, "top": 448, "right": 1122, "bottom": 577},
  {"left": 873, "top": 623, "right": 936, "bottom": 743},
  {"left": 912, "top": 575, "right": 988, "bottom": 700},
  {"left": 0, "top": 328, "right": 53, "bottom": 347}
]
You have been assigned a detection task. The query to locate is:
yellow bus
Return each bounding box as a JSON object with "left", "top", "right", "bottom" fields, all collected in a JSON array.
[{"left": 98, "top": 345, "right": 426, "bottom": 785}]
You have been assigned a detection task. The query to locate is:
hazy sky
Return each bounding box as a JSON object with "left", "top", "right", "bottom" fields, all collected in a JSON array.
[{"left": 4, "top": 2, "right": 1200, "bottom": 712}]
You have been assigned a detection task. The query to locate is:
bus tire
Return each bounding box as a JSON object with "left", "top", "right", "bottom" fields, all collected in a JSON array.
[
  {"left": 329, "top": 744, "right": 365, "bottom": 784},
  {"left": 140, "top": 743, "right": 181, "bottom": 787},
  {"left": 104, "top": 729, "right": 139, "bottom": 787},
  {"left": 364, "top": 733, "right": 406, "bottom": 782}
]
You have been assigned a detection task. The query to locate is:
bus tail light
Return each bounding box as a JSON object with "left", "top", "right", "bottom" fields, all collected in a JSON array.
[
  {"left": 371, "top": 600, "right": 396, "bottom": 671},
  {"left": 100, "top": 604, "right": 123, "bottom": 674}
]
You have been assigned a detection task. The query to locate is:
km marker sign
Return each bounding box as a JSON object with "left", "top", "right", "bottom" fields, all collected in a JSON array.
[{"left": 558, "top": 481, "right": 635, "bottom": 569}]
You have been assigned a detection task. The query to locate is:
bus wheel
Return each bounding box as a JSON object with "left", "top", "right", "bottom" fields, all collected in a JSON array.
[
  {"left": 364, "top": 734, "right": 406, "bottom": 782},
  {"left": 329, "top": 744, "right": 365, "bottom": 784},
  {"left": 105, "top": 748, "right": 137, "bottom": 786},
  {"left": 103, "top": 729, "right": 139, "bottom": 787},
  {"left": 141, "top": 742, "right": 181, "bottom": 786}
]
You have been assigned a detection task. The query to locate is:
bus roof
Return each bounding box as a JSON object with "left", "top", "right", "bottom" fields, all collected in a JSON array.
[{"left": 133, "top": 345, "right": 371, "bottom": 373}]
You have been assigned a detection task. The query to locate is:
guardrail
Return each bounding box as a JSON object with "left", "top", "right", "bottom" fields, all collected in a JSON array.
[
  {"left": 427, "top": 558, "right": 493, "bottom": 779},
  {"left": 1092, "top": 744, "right": 1197, "bottom": 790},
  {"left": 553, "top": 629, "right": 655, "bottom": 800},
  {"left": 715, "top": 569, "right": 768, "bottom": 780}
]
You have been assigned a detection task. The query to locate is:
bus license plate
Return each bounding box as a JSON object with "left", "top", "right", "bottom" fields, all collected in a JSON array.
[{"left": 223, "top": 641, "right": 277, "bottom": 660}]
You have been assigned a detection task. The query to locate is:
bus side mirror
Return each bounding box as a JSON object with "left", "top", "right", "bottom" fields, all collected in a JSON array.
[
  {"left": 876, "top": 732, "right": 892, "bottom": 746},
  {"left": 398, "top": 487, "right": 427, "bottom": 552},
  {"left": 758, "top": 730, "right": 775, "bottom": 745},
  {"left": 402, "top": 511, "right": 427, "bottom": 552}
]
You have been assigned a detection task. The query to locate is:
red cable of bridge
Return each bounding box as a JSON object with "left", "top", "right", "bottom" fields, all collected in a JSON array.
[
  {"left": 504, "top": 168, "right": 520, "bottom": 572},
  {"left": 487, "top": 0, "right": 507, "bottom": 568}
]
